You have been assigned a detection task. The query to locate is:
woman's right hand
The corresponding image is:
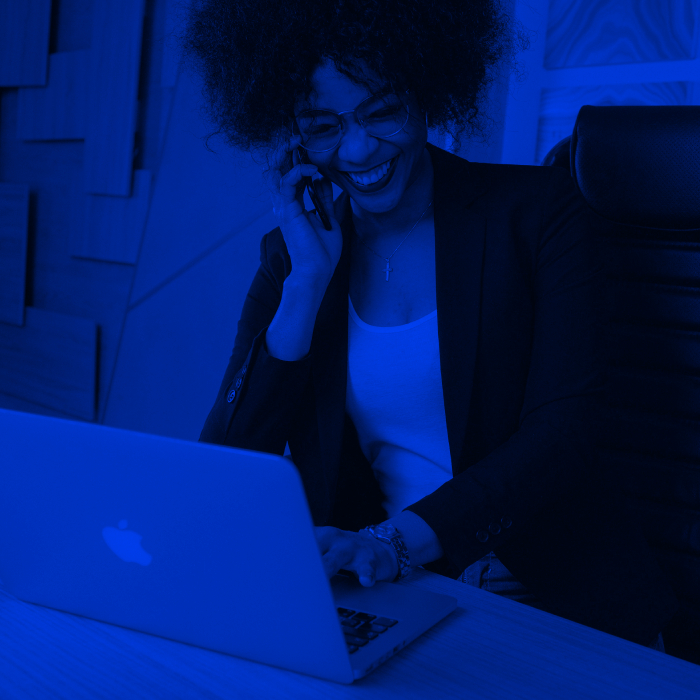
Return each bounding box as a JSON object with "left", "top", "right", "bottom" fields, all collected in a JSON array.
[{"left": 265, "top": 134, "right": 344, "bottom": 287}]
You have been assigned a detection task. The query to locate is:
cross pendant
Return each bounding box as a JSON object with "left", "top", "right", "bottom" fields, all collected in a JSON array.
[{"left": 383, "top": 259, "right": 393, "bottom": 281}]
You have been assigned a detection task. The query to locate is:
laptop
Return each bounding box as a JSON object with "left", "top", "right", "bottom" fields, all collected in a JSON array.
[{"left": 0, "top": 408, "right": 457, "bottom": 684}]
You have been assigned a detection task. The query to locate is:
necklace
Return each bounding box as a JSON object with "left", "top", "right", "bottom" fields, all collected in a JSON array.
[{"left": 354, "top": 199, "right": 434, "bottom": 281}]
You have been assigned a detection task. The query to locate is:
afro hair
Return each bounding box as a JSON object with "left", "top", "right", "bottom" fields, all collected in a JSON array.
[{"left": 177, "top": 0, "right": 531, "bottom": 163}]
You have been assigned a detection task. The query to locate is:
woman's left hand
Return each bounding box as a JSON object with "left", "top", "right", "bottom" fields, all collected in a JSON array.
[{"left": 315, "top": 526, "right": 398, "bottom": 586}]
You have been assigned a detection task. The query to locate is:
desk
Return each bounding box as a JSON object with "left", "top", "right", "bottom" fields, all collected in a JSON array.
[{"left": 1, "top": 568, "right": 698, "bottom": 699}]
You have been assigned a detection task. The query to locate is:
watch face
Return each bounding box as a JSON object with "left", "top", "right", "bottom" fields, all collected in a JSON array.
[{"left": 374, "top": 523, "right": 397, "bottom": 539}]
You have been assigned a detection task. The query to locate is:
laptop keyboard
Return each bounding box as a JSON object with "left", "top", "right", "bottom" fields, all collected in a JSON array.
[{"left": 337, "top": 607, "right": 398, "bottom": 654}]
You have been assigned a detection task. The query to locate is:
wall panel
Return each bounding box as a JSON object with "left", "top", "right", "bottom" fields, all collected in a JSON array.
[
  {"left": 83, "top": 0, "right": 146, "bottom": 196},
  {"left": 0, "top": 74, "right": 136, "bottom": 423},
  {"left": 0, "top": 307, "right": 97, "bottom": 420},
  {"left": 72, "top": 170, "right": 152, "bottom": 264},
  {"left": 17, "top": 50, "right": 88, "bottom": 141},
  {"left": 50, "top": 0, "right": 93, "bottom": 53},
  {"left": 0, "top": 183, "right": 29, "bottom": 326},
  {"left": 0, "top": 0, "right": 52, "bottom": 87},
  {"left": 545, "top": 0, "right": 698, "bottom": 69}
]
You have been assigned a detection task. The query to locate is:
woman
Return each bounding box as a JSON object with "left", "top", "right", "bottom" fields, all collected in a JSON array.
[{"left": 180, "top": 0, "right": 677, "bottom": 652}]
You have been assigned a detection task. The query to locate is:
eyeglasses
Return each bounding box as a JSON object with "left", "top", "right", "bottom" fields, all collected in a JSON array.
[{"left": 292, "top": 90, "right": 411, "bottom": 153}]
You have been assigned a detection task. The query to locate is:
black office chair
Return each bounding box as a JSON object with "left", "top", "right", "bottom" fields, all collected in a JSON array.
[{"left": 542, "top": 105, "right": 700, "bottom": 665}]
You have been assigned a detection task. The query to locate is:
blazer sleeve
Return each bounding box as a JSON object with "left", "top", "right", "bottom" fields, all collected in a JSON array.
[
  {"left": 199, "top": 228, "right": 312, "bottom": 455},
  {"left": 404, "top": 168, "right": 607, "bottom": 574}
]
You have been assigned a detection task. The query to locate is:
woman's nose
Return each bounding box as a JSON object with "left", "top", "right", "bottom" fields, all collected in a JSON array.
[{"left": 336, "top": 125, "right": 381, "bottom": 163}]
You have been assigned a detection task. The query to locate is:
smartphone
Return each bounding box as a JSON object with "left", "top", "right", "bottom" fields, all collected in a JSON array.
[{"left": 295, "top": 148, "right": 333, "bottom": 231}]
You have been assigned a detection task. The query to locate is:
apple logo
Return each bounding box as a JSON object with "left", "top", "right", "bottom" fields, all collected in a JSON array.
[{"left": 102, "top": 519, "right": 152, "bottom": 566}]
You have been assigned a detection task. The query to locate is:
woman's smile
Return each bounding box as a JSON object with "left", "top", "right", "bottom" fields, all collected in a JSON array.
[{"left": 339, "top": 155, "right": 400, "bottom": 192}]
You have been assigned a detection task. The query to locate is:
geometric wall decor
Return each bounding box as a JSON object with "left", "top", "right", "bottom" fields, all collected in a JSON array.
[
  {"left": 545, "top": 0, "right": 699, "bottom": 69},
  {"left": 535, "top": 81, "right": 699, "bottom": 165},
  {"left": 0, "top": 307, "right": 97, "bottom": 420},
  {"left": 16, "top": 50, "right": 89, "bottom": 141},
  {"left": 127, "top": 69, "right": 269, "bottom": 305},
  {"left": 83, "top": 0, "right": 146, "bottom": 196},
  {"left": 71, "top": 170, "right": 152, "bottom": 264},
  {"left": 103, "top": 210, "right": 273, "bottom": 441},
  {"left": 0, "top": 0, "right": 52, "bottom": 87},
  {"left": 0, "top": 183, "right": 29, "bottom": 327}
]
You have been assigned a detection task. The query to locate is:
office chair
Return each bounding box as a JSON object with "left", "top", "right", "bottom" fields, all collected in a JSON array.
[{"left": 542, "top": 105, "right": 700, "bottom": 665}]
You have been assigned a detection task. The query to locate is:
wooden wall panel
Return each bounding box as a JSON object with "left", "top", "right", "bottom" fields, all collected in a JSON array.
[
  {"left": 0, "top": 307, "right": 97, "bottom": 420},
  {"left": 535, "top": 81, "right": 698, "bottom": 165},
  {"left": 83, "top": 0, "right": 146, "bottom": 196},
  {"left": 17, "top": 51, "right": 88, "bottom": 141},
  {"left": 0, "top": 184, "right": 29, "bottom": 327},
  {"left": 51, "top": 0, "right": 93, "bottom": 53},
  {"left": 545, "top": 0, "right": 699, "bottom": 70},
  {"left": 72, "top": 170, "right": 152, "bottom": 264},
  {"left": 0, "top": 0, "right": 52, "bottom": 87}
]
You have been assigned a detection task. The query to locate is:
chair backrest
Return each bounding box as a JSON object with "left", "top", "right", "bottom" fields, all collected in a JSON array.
[{"left": 542, "top": 105, "right": 700, "bottom": 665}]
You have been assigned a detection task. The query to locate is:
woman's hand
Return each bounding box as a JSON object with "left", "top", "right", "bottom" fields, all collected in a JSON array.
[
  {"left": 263, "top": 134, "right": 344, "bottom": 285},
  {"left": 315, "top": 526, "right": 398, "bottom": 587}
]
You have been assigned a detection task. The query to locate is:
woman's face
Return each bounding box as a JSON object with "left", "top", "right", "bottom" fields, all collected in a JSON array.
[{"left": 293, "top": 59, "right": 430, "bottom": 220}]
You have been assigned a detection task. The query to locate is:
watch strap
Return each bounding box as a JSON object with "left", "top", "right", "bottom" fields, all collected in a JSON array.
[{"left": 362, "top": 523, "right": 412, "bottom": 581}]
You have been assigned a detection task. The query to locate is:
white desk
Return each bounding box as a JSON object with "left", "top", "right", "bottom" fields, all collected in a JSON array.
[{"left": 1, "top": 568, "right": 698, "bottom": 699}]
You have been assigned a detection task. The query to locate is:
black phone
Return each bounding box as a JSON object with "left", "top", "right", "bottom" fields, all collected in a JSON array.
[{"left": 295, "top": 148, "right": 333, "bottom": 231}]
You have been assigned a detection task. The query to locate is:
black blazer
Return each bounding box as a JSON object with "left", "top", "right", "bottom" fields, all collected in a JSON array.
[{"left": 200, "top": 141, "right": 679, "bottom": 648}]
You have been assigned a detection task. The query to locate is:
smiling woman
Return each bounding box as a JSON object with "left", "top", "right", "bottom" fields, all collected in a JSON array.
[
  {"left": 289, "top": 62, "right": 438, "bottom": 246},
  {"left": 177, "top": 0, "right": 529, "bottom": 244},
  {"left": 179, "top": 0, "right": 678, "bottom": 656}
]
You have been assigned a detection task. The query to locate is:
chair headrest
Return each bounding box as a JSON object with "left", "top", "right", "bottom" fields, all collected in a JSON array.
[
  {"left": 541, "top": 136, "right": 571, "bottom": 171},
  {"left": 570, "top": 105, "right": 700, "bottom": 231}
]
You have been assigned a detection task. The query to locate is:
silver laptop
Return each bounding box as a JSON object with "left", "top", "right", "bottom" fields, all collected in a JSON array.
[{"left": 0, "top": 407, "right": 457, "bottom": 683}]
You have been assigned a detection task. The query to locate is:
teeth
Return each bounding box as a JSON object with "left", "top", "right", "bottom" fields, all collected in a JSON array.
[{"left": 348, "top": 158, "right": 393, "bottom": 185}]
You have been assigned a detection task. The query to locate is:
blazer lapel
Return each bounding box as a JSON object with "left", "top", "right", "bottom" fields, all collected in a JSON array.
[
  {"left": 310, "top": 143, "right": 493, "bottom": 523},
  {"left": 430, "top": 143, "right": 491, "bottom": 474}
]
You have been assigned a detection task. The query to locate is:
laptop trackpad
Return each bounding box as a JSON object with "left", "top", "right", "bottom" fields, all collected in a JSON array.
[{"left": 330, "top": 574, "right": 457, "bottom": 680}]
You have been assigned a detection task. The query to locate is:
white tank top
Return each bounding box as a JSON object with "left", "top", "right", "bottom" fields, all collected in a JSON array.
[{"left": 345, "top": 294, "right": 453, "bottom": 518}]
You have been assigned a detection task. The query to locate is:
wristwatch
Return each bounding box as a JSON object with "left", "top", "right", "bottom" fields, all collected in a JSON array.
[{"left": 362, "top": 523, "right": 412, "bottom": 581}]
